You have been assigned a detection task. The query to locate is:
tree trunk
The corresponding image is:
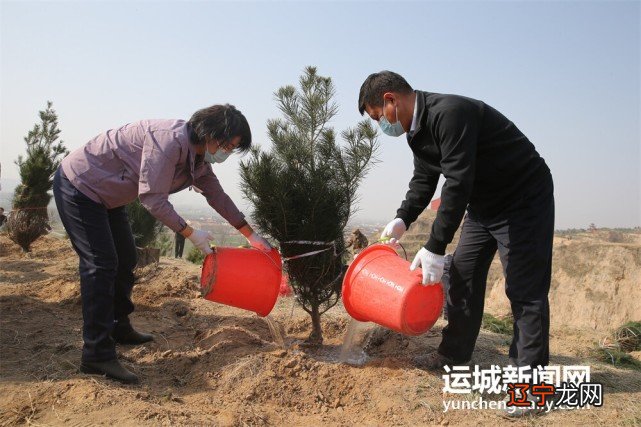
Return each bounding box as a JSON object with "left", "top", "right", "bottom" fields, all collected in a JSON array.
[{"left": 307, "top": 305, "right": 323, "bottom": 345}]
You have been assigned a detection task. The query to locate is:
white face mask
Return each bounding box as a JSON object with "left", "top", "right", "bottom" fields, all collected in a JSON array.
[
  {"left": 204, "top": 141, "right": 233, "bottom": 164},
  {"left": 204, "top": 149, "right": 231, "bottom": 164},
  {"left": 378, "top": 98, "right": 405, "bottom": 137}
]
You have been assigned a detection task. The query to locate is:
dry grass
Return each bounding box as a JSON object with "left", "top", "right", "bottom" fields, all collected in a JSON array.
[
  {"left": 591, "top": 321, "right": 641, "bottom": 371},
  {"left": 614, "top": 321, "right": 641, "bottom": 352},
  {"left": 481, "top": 313, "right": 513, "bottom": 335}
]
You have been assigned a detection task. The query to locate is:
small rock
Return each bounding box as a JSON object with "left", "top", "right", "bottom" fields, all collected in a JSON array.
[
  {"left": 273, "top": 350, "right": 287, "bottom": 358},
  {"left": 284, "top": 358, "right": 298, "bottom": 368},
  {"left": 161, "top": 350, "right": 173, "bottom": 358},
  {"left": 337, "top": 407, "right": 344, "bottom": 413}
]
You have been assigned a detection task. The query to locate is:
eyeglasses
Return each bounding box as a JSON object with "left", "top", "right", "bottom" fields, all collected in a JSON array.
[{"left": 217, "top": 140, "right": 236, "bottom": 152}]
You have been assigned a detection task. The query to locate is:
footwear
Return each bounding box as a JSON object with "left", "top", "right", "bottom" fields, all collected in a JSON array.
[
  {"left": 502, "top": 390, "right": 547, "bottom": 417},
  {"left": 414, "top": 351, "right": 470, "bottom": 370},
  {"left": 80, "top": 359, "right": 139, "bottom": 384},
  {"left": 113, "top": 320, "right": 154, "bottom": 345}
]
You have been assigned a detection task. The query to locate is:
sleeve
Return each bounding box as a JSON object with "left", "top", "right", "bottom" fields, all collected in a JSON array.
[
  {"left": 395, "top": 155, "right": 440, "bottom": 229},
  {"left": 193, "top": 163, "right": 247, "bottom": 229},
  {"left": 425, "top": 105, "right": 479, "bottom": 255},
  {"left": 138, "top": 131, "right": 188, "bottom": 233}
]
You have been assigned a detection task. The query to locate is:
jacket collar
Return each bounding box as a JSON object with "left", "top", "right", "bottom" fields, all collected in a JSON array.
[{"left": 407, "top": 90, "right": 427, "bottom": 143}]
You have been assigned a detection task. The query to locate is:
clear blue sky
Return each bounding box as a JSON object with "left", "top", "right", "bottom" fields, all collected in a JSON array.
[{"left": 1, "top": 1, "right": 639, "bottom": 229}]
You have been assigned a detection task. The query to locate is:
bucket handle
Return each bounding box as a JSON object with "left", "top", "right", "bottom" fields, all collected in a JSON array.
[
  {"left": 257, "top": 247, "right": 283, "bottom": 271},
  {"left": 371, "top": 239, "right": 408, "bottom": 260}
]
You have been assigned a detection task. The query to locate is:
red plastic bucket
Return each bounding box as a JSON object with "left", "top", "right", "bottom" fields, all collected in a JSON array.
[
  {"left": 342, "top": 244, "right": 443, "bottom": 336},
  {"left": 200, "top": 247, "right": 282, "bottom": 317}
]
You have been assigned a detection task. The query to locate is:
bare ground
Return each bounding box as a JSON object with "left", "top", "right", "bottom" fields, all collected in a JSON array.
[{"left": 1, "top": 235, "right": 640, "bottom": 426}]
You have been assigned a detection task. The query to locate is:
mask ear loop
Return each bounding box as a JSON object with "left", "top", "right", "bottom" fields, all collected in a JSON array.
[
  {"left": 394, "top": 101, "right": 400, "bottom": 124},
  {"left": 385, "top": 97, "right": 401, "bottom": 125},
  {"left": 381, "top": 96, "right": 397, "bottom": 124},
  {"left": 386, "top": 97, "right": 400, "bottom": 124},
  {"left": 381, "top": 97, "right": 387, "bottom": 123}
]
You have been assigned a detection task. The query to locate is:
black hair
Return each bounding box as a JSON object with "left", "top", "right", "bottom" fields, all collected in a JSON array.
[
  {"left": 358, "top": 71, "right": 413, "bottom": 115},
  {"left": 188, "top": 104, "right": 251, "bottom": 153}
]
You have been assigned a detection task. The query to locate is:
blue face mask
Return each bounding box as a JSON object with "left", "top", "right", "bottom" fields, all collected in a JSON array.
[
  {"left": 379, "top": 99, "right": 405, "bottom": 137},
  {"left": 204, "top": 144, "right": 232, "bottom": 164}
]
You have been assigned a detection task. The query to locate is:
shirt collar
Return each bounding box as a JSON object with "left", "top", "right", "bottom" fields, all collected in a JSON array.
[{"left": 410, "top": 92, "right": 418, "bottom": 134}]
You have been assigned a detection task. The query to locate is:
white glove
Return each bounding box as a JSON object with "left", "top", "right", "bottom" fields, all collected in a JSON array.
[
  {"left": 247, "top": 232, "right": 272, "bottom": 251},
  {"left": 380, "top": 218, "right": 407, "bottom": 245},
  {"left": 188, "top": 229, "right": 214, "bottom": 255},
  {"left": 410, "top": 248, "right": 445, "bottom": 285}
]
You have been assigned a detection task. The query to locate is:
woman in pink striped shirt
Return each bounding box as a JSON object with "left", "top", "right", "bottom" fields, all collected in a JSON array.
[{"left": 53, "top": 104, "right": 271, "bottom": 383}]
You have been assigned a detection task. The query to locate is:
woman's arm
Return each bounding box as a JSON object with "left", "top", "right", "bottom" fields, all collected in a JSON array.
[
  {"left": 192, "top": 165, "right": 246, "bottom": 229},
  {"left": 137, "top": 131, "right": 189, "bottom": 233}
]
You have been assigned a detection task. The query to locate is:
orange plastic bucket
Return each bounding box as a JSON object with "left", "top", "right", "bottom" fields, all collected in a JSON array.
[
  {"left": 342, "top": 244, "right": 443, "bottom": 336},
  {"left": 200, "top": 247, "right": 282, "bottom": 317}
]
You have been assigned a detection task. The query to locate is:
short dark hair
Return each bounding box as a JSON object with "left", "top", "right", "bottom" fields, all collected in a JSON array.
[
  {"left": 358, "top": 71, "right": 413, "bottom": 115},
  {"left": 188, "top": 104, "right": 251, "bottom": 153}
]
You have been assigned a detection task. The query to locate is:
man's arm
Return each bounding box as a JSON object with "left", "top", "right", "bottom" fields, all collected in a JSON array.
[
  {"left": 395, "top": 156, "right": 440, "bottom": 229},
  {"left": 425, "top": 104, "right": 479, "bottom": 255}
]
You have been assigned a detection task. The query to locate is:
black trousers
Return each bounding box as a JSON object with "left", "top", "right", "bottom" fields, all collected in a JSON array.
[
  {"left": 53, "top": 168, "right": 137, "bottom": 362},
  {"left": 438, "top": 173, "right": 554, "bottom": 368},
  {"left": 175, "top": 232, "right": 185, "bottom": 258}
]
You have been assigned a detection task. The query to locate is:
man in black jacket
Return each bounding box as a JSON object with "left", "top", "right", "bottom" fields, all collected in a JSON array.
[{"left": 358, "top": 71, "right": 554, "bottom": 373}]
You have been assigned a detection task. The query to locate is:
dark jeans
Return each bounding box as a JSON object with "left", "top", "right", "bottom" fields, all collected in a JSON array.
[
  {"left": 53, "top": 168, "right": 137, "bottom": 362},
  {"left": 175, "top": 232, "right": 185, "bottom": 258},
  {"left": 439, "top": 173, "right": 554, "bottom": 368}
]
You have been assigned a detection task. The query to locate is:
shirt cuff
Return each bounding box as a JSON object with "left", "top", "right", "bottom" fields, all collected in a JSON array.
[
  {"left": 232, "top": 218, "right": 248, "bottom": 230},
  {"left": 425, "top": 237, "right": 447, "bottom": 255}
]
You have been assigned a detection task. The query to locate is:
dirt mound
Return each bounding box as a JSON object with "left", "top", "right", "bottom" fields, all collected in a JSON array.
[
  {"left": 398, "top": 211, "right": 641, "bottom": 332},
  {"left": 1, "top": 234, "right": 641, "bottom": 425},
  {"left": 485, "top": 239, "right": 641, "bottom": 331}
]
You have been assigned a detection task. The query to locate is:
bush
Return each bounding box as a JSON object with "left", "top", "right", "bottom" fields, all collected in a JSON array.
[
  {"left": 127, "top": 199, "right": 163, "bottom": 247},
  {"left": 8, "top": 101, "right": 68, "bottom": 252},
  {"left": 186, "top": 246, "right": 205, "bottom": 265},
  {"left": 606, "top": 230, "right": 626, "bottom": 243},
  {"left": 590, "top": 321, "right": 641, "bottom": 371},
  {"left": 590, "top": 345, "right": 641, "bottom": 371},
  {"left": 154, "top": 231, "right": 174, "bottom": 257},
  {"left": 6, "top": 210, "right": 49, "bottom": 252}
]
